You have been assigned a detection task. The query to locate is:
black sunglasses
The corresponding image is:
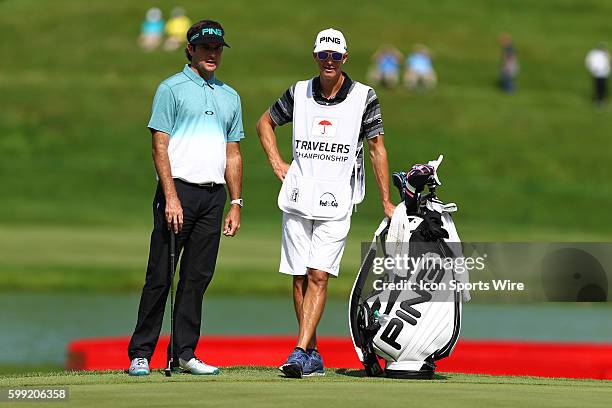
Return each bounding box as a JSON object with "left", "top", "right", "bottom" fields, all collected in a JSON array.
[{"left": 316, "top": 51, "right": 344, "bottom": 61}]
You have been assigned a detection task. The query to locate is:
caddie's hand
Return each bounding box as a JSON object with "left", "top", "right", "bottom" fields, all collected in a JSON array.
[
  {"left": 165, "top": 196, "right": 183, "bottom": 234},
  {"left": 272, "top": 160, "right": 290, "bottom": 182},
  {"left": 223, "top": 205, "right": 241, "bottom": 237},
  {"left": 383, "top": 201, "right": 396, "bottom": 219}
]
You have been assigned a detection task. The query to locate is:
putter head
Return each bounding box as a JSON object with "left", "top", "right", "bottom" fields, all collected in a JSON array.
[{"left": 165, "top": 358, "right": 173, "bottom": 377}]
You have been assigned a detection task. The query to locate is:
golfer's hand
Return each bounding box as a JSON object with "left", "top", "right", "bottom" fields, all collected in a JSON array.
[
  {"left": 223, "top": 205, "right": 241, "bottom": 237},
  {"left": 272, "top": 160, "right": 290, "bottom": 182},
  {"left": 165, "top": 196, "right": 183, "bottom": 234},
  {"left": 383, "top": 201, "right": 396, "bottom": 219}
]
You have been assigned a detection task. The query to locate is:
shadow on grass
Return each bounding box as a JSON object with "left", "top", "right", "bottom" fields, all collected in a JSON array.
[{"left": 335, "top": 368, "right": 448, "bottom": 380}]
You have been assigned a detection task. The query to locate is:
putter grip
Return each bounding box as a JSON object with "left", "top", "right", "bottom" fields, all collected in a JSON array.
[{"left": 170, "top": 231, "right": 176, "bottom": 257}]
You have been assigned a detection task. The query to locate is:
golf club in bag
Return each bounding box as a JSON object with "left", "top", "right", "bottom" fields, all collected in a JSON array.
[
  {"left": 349, "top": 155, "right": 471, "bottom": 379},
  {"left": 165, "top": 230, "right": 177, "bottom": 377}
]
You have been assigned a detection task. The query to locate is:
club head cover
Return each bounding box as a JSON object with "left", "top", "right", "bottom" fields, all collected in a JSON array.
[
  {"left": 392, "top": 171, "right": 408, "bottom": 201},
  {"left": 407, "top": 164, "right": 437, "bottom": 194}
]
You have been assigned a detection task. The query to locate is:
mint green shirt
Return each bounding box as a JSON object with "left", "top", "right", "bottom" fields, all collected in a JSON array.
[{"left": 148, "top": 64, "right": 245, "bottom": 184}]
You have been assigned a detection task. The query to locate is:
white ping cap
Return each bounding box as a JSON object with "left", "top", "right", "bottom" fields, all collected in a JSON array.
[{"left": 313, "top": 28, "right": 347, "bottom": 54}]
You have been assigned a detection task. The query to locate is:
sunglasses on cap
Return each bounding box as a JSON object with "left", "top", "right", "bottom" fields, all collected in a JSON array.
[{"left": 316, "top": 51, "right": 344, "bottom": 61}]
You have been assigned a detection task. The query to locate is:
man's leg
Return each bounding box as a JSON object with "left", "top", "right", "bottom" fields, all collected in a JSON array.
[
  {"left": 425, "top": 71, "right": 437, "bottom": 90},
  {"left": 292, "top": 276, "right": 317, "bottom": 350},
  {"left": 280, "top": 212, "right": 337, "bottom": 377},
  {"left": 295, "top": 213, "right": 351, "bottom": 351},
  {"left": 596, "top": 77, "right": 607, "bottom": 103},
  {"left": 405, "top": 69, "right": 417, "bottom": 89},
  {"left": 128, "top": 183, "right": 193, "bottom": 361},
  {"left": 296, "top": 269, "right": 329, "bottom": 350},
  {"left": 280, "top": 211, "right": 314, "bottom": 349},
  {"left": 171, "top": 185, "right": 226, "bottom": 364}
]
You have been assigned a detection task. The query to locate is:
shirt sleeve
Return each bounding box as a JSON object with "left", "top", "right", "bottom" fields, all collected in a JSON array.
[
  {"left": 269, "top": 85, "right": 295, "bottom": 126},
  {"left": 360, "top": 88, "right": 384, "bottom": 140},
  {"left": 227, "top": 94, "right": 245, "bottom": 142},
  {"left": 147, "top": 83, "right": 176, "bottom": 135}
]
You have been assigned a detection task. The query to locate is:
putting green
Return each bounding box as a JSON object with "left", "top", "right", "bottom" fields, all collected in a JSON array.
[{"left": 1, "top": 367, "right": 611, "bottom": 408}]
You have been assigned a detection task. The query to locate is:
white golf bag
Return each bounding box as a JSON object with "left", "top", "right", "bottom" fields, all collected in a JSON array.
[{"left": 349, "top": 156, "right": 470, "bottom": 378}]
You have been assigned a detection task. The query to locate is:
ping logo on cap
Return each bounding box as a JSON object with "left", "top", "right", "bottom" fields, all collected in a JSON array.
[
  {"left": 203, "top": 28, "right": 223, "bottom": 36},
  {"left": 313, "top": 28, "right": 347, "bottom": 53},
  {"left": 320, "top": 36, "right": 341, "bottom": 45}
]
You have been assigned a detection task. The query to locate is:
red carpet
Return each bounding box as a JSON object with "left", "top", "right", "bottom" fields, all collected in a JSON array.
[{"left": 66, "top": 335, "right": 612, "bottom": 380}]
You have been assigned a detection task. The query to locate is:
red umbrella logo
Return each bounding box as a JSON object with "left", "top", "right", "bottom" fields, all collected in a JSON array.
[{"left": 318, "top": 120, "right": 332, "bottom": 135}]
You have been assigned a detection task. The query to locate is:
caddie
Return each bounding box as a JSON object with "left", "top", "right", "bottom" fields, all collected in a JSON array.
[{"left": 256, "top": 28, "right": 395, "bottom": 378}]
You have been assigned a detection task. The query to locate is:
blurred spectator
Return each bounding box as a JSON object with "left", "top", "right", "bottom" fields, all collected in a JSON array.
[
  {"left": 404, "top": 44, "right": 437, "bottom": 91},
  {"left": 585, "top": 43, "right": 610, "bottom": 105},
  {"left": 139, "top": 8, "right": 164, "bottom": 52},
  {"left": 499, "top": 33, "right": 519, "bottom": 93},
  {"left": 163, "top": 7, "right": 192, "bottom": 51},
  {"left": 367, "top": 45, "right": 403, "bottom": 89}
]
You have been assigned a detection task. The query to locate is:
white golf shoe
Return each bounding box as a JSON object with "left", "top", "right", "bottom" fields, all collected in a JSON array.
[
  {"left": 128, "top": 358, "right": 150, "bottom": 376},
  {"left": 179, "top": 357, "right": 220, "bottom": 375}
]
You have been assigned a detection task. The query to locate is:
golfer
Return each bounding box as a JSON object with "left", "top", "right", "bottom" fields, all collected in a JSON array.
[
  {"left": 256, "top": 28, "right": 395, "bottom": 378},
  {"left": 128, "top": 19, "right": 244, "bottom": 376}
]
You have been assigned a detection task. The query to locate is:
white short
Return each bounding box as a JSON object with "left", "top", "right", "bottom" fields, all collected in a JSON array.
[{"left": 279, "top": 211, "right": 352, "bottom": 277}]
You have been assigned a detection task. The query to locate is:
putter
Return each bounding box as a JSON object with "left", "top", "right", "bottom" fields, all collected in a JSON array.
[{"left": 165, "top": 229, "right": 177, "bottom": 377}]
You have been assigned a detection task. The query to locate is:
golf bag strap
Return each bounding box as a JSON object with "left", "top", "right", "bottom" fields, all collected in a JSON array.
[
  {"left": 349, "top": 217, "right": 389, "bottom": 361},
  {"left": 374, "top": 218, "right": 390, "bottom": 238}
]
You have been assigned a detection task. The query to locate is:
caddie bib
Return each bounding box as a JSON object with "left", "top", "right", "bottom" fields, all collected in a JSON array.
[{"left": 278, "top": 79, "right": 370, "bottom": 220}]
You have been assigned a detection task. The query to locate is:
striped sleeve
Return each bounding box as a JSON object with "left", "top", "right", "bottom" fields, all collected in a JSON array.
[
  {"left": 360, "top": 88, "right": 384, "bottom": 140},
  {"left": 269, "top": 85, "right": 295, "bottom": 126}
]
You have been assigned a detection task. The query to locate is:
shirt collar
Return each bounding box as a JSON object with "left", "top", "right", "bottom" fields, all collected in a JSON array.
[
  {"left": 312, "top": 72, "right": 352, "bottom": 102},
  {"left": 183, "top": 64, "right": 216, "bottom": 88}
]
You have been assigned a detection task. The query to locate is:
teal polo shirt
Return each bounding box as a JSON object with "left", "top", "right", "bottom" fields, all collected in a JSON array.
[{"left": 148, "top": 64, "right": 245, "bottom": 184}]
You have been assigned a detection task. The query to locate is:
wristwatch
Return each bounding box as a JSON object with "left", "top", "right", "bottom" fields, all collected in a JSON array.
[{"left": 230, "top": 198, "right": 243, "bottom": 207}]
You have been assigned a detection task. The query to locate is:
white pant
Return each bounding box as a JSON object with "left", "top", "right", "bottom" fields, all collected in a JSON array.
[{"left": 279, "top": 211, "right": 351, "bottom": 277}]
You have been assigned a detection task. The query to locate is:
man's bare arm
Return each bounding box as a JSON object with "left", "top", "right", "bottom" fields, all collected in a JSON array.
[
  {"left": 223, "top": 141, "right": 242, "bottom": 237},
  {"left": 367, "top": 134, "right": 396, "bottom": 218},
  {"left": 151, "top": 130, "right": 183, "bottom": 233},
  {"left": 256, "top": 110, "right": 289, "bottom": 181}
]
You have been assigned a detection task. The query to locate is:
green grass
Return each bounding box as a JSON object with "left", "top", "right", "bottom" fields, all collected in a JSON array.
[
  {"left": 1, "top": 0, "right": 612, "bottom": 293},
  {"left": 0, "top": 365, "right": 62, "bottom": 376},
  {"left": 1, "top": 368, "right": 611, "bottom": 408},
  {"left": 1, "top": 221, "right": 608, "bottom": 296}
]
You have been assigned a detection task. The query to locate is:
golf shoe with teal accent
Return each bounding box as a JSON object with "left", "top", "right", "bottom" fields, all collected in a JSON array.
[
  {"left": 128, "top": 358, "right": 150, "bottom": 376},
  {"left": 179, "top": 357, "right": 220, "bottom": 375}
]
